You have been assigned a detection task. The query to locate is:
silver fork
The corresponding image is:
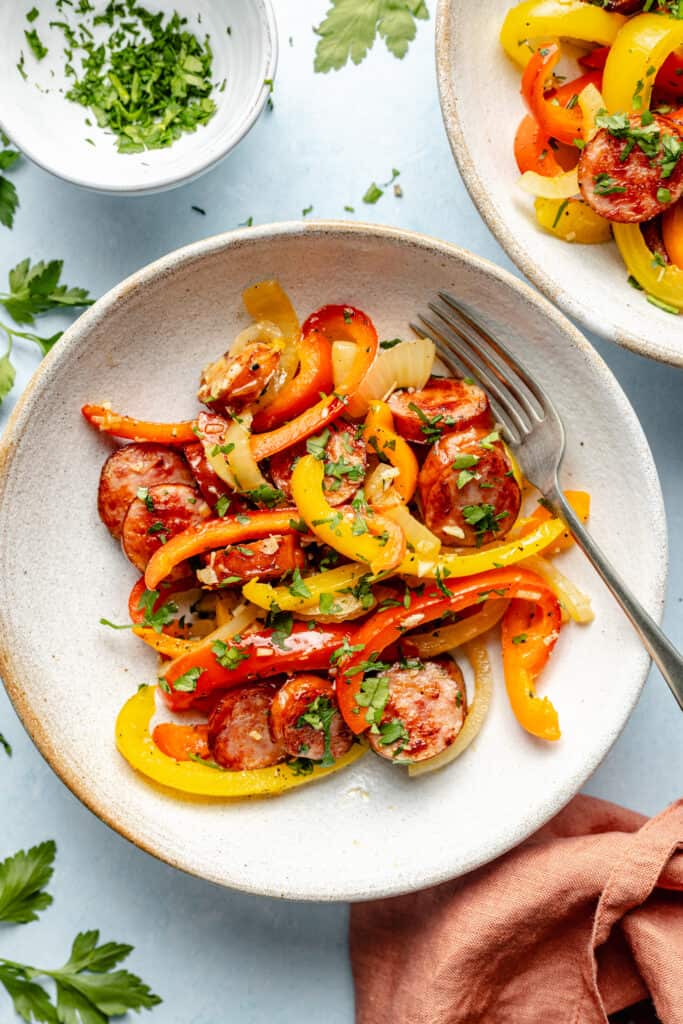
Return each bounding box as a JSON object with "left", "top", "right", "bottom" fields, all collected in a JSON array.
[{"left": 413, "top": 291, "right": 683, "bottom": 710}]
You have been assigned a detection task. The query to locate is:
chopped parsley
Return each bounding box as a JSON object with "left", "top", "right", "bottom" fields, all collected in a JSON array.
[
  {"left": 462, "top": 503, "right": 508, "bottom": 539},
  {"left": 314, "top": 0, "right": 428, "bottom": 73},
  {"left": 593, "top": 173, "right": 627, "bottom": 196},
  {"left": 172, "top": 666, "right": 202, "bottom": 692},
  {"left": 215, "top": 494, "right": 231, "bottom": 517},
  {"left": 329, "top": 637, "right": 365, "bottom": 666},
  {"left": 245, "top": 484, "right": 285, "bottom": 508},
  {"left": 136, "top": 486, "right": 155, "bottom": 512},
  {"left": 266, "top": 609, "right": 294, "bottom": 650},
  {"left": 306, "top": 428, "right": 330, "bottom": 460},
  {"left": 212, "top": 639, "right": 249, "bottom": 670},
  {"left": 408, "top": 401, "right": 454, "bottom": 443},
  {"left": 296, "top": 695, "right": 337, "bottom": 766},
  {"left": 288, "top": 568, "right": 312, "bottom": 600}
]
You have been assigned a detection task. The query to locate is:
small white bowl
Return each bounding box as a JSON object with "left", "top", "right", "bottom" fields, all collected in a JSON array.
[
  {"left": 436, "top": 0, "right": 683, "bottom": 366},
  {"left": 0, "top": 0, "right": 277, "bottom": 195}
]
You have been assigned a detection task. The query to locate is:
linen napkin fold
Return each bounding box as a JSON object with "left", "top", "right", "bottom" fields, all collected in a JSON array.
[{"left": 351, "top": 795, "right": 683, "bottom": 1024}]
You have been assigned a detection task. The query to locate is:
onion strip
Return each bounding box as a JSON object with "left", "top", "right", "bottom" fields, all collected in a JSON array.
[
  {"left": 408, "top": 599, "right": 508, "bottom": 658},
  {"left": 408, "top": 639, "right": 493, "bottom": 776},
  {"left": 357, "top": 338, "right": 435, "bottom": 403},
  {"left": 522, "top": 554, "right": 594, "bottom": 624}
]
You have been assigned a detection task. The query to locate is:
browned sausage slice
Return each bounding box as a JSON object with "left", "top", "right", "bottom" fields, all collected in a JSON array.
[
  {"left": 198, "top": 341, "right": 282, "bottom": 416},
  {"left": 182, "top": 441, "right": 232, "bottom": 507},
  {"left": 418, "top": 429, "right": 521, "bottom": 547},
  {"left": 388, "top": 376, "right": 491, "bottom": 444},
  {"left": 270, "top": 674, "right": 353, "bottom": 762},
  {"left": 97, "top": 443, "right": 194, "bottom": 539},
  {"left": 269, "top": 423, "right": 367, "bottom": 506},
  {"left": 578, "top": 113, "right": 683, "bottom": 223},
  {"left": 197, "top": 535, "right": 306, "bottom": 588},
  {"left": 367, "top": 657, "right": 467, "bottom": 763},
  {"left": 121, "top": 483, "right": 212, "bottom": 571},
  {"left": 208, "top": 682, "right": 285, "bottom": 770}
]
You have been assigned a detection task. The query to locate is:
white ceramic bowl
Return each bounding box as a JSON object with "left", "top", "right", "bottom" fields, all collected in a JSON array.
[
  {"left": 0, "top": 222, "right": 666, "bottom": 900},
  {"left": 0, "top": 0, "right": 277, "bottom": 195},
  {"left": 436, "top": 0, "right": 683, "bottom": 366}
]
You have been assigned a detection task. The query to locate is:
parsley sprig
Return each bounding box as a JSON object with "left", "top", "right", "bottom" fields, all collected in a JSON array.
[
  {"left": 0, "top": 840, "right": 161, "bottom": 1020},
  {"left": 0, "top": 259, "right": 93, "bottom": 407},
  {"left": 314, "top": 0, "right": 429, "bottom": 73},
  {"left": 0, "top": 132, "right": 21, "bottom": 230}
]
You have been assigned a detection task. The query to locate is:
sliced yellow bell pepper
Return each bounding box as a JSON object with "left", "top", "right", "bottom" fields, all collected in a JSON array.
[
  {"left": 243, "top": 563, "right": 371, "bottom": 613},
  {"left": 534, "top": 198, "right": 612, "bottom": 244},
  {"left": 500, "top": 0, "right": 625, "bottom": 69},
  {"left": 613, "top": 223, "right": 683, "bottom": 313},
  {"left": 397, "top": 517, "right": 566, "bottom": 579},
  {"left": 242, "top": 279, "right": 300, "bottom": 341},
  {"left": 291, "top": 454, "right": 406, "bottom": 575},
  {"left": 362, "top": 400, "right": 418, "bottom": 506},
  {"left": 116, "top": 686, "right": 366, "bottom": 798},
  {"left": 603, "top": 13, "right": 683, "bottom": 114}
]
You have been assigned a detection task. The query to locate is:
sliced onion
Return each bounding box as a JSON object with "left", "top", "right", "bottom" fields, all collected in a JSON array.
[
  {"left": 383, "top": 503, "right": 441, "bottom": 561},
  {"left": 160, "top": 602, "right": 262, "bottom": 682},
  {"left": 206, "top": 413, "right": 269, "bottom": 492},
  {"left": 409, "top": 599, "right": 508, "bottom": 658},
  {"left": 579, "top": 82, "right": 604, "bottom": 143},
  {"left": 408, "top": 639, "right": 493, "bottom": 776},
  {"left": 357, "top": 338, "right": 435, "bottom": 403},
  {"left": 296, "top": 590, "right": 373, "bottom": 622},
  {"left": 519, "top": 167, "right": 579, "bottom": 199},
  {"left": 332, "top": 340, "right": 358, "bottom": 391},
  {"left": 365, "top": 464, "right": 403, "bottom": 509},
  {"left": 522, "top": 554, "right": 594, "bottom": 624}
]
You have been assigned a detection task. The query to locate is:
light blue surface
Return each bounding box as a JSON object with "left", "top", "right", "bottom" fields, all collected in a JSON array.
[{"left": 0, "top": 3, "right": 681, "bottom": 1021}]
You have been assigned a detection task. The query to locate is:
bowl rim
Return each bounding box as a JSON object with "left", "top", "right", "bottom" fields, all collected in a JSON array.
[
  {"left": 0, "top": 0, "right": 278, "bottom": 197},
  {"left": 434, "top": 0, "right": 683, "bottom": 369},
  {"left": 0, "top": 220, "right": 668, "bottom": 899}
]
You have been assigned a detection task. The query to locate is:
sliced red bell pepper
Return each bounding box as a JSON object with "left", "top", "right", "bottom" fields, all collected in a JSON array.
[
  {"left": 161, "top": 622, "right": 350, "bottom": 710},
  {"left": 144, "top": 509, "right": 303, "bottom": 590},
  {"left": 578, "top": 45, "right": 609, "bottom": 71},
  {"left": 336, "top": 567, "right": 562, "bottom": 742},
  {"left": 302, "top": 304, "right": 378, "bottom": 417},
  {"left": 251, "top": 331, "right": 333, "bottom": 433},
  {"left": 514, "top": 114, "right": 563, "bottom": 176},
  {"left": 521, "top": 43, "right": 587, "bottom": 147},
  {"left": 82, "top": 404, "right": 196, "bottom": 445},
  {"left": 654, "top": 52, "right": 683, "bottom": 104},
  {"left": 127, "top": 574, "right": 197, "bottom": 632}
]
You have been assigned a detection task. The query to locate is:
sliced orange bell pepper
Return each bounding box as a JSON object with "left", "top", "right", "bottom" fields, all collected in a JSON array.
[
  {"left": 302, "top": 304, "right": 378, "bottom": 418},
  {"left": 82, "top": 404, "right": 196, "bottom": 444},
  {"left": 336, "top": 567, "right": 562, "bottom": 741},
  {"left": 501, "top": 595, "right": 562, "bottom": 741},
  {"left": 521, "top": 43, "right": 586, "bottom": 147},
  {"left": 514, "top": 114, "right": 563, "bottom": 176},
  {"left": 249, "top": 394, "right": 346, "bottom": 461},
  {"left": 152, "top": 722, "right": 210, "bottom": 761},
  {"left": 132, "top": 627, "right": 200, "bottom": 658},
  {"left": 662, "top": 201, "right": 683, "bottom": 271},
  {"left": 144, "top": 509, "right": 302, "bottom": 590},
  {"left": 251, "top": 331, "right": 333, "bottom": 432},
  {"left": 361, "top": 400, "right": 418, "bottom": 505}
]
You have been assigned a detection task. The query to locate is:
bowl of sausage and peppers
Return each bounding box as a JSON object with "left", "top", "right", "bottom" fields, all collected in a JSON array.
[{"left": 84, "top": 279, "right": 592, "bottom": 799}]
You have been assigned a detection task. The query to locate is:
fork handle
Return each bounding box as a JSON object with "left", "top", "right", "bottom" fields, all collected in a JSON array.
[{"left": 546, "top": 483, "right": 683, "bottom": 710}]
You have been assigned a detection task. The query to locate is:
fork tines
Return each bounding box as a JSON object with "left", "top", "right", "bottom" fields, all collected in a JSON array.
[{"left": 411, "top": 292, "right": 549, "bottom": 446}]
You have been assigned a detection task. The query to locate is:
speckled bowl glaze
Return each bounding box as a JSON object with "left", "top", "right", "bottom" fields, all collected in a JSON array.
[
  {"left": 0, "top": 0, "right": 277, "bottom": 195},
  {"left": 0, "top": 222, "right": 667, "bottom": 900},
  {"left": 436, "top": 0, "right": 683, "bottom": 366}
]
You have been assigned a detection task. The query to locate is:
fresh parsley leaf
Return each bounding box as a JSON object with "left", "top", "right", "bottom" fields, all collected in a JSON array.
[
  {"left": 211, "top": 640, "right": 249, "bottom": 670},
  {"left": 288, "top": 569, "right": 312, "bottom": 600},
  {"left": 296, "top": 695, "right": 337, "bottom": 766},
  {"left": 314, "top": 0, "right": 429, "bottom": 74},
  {"left": 306, "top": 428, "right": 330, "bottom": 460},
  {"left": 215, "top": 495, "right": 230, "bottom": 517},
  {"left": 0, "top": 928, "right": 161, "bottom": 1021},
  {"left": 380, "top": 337, "right": 402, "bottom": 349},
  {"left": 26, "top": 7, "right": 40, "bottom": 22},
  {"left": 0, "top": 351, "right": 16, "bottom": 407},
  {"left": 329, "top": 637, "right": 365, "bottom": 666},
  {"left": 362, "top": 182, "right": 383, "bottom": 204},
  {"left": 1, "top": 258, "right": 93, "bottom": 325},
  {"left": 136, "top": 589, "right": 178, "bottom": 634},
  {"left": 0, "top": 177, "right": 19, "bottom": 230},
  {"left": 0, "top": 840, "right": 55, "bottom": 924},
  {"left": 354, "top": 670, "right": 390, "bottom": 732},
  {"left": 378, "top": 718, "right": 409, "bottom": 749},
  {"left": 171, "top": 667, "right": 202, "bottom": 693},
  {"left": 0, "top": 733, "right": 11, "bottom": 757},
  {"left": 25, "top": 28, "right": 48, "bottom": 60},
  {"left": 267, "top": 610, "right": 293, "bottom": 650},
  {"left": 245, "top": 484, "right": 285, "bottom": 508},
  {"left": 512, "top": 633, "right": 528, "bottom": 644}
]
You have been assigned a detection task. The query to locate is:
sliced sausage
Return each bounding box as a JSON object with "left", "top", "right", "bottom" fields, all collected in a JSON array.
[
  {"left": 208, "top": 682, "right": 285, "bottom": 770},
  {"left": 198, "top": 341, "right": 282, "bottom": 416},
  {"left": 97, "top": 443, "right": 194, "bottom": 539},
  {"left": 270, "top": 674, "right": 353, "bottom": 762},
  {"left": 578, "top": 114, "right": 683, "bottom": 223},
  {"left": 196, "top": 535, "right": 306, "bottom": 588},
  {"left": 388, "top": 376, "right": 491, "bottom": 444},
  {"left": 121, "top": 483, "right": 212, "bottom": 571},
  {"left": 269, "top": 423, "right": 367, "bottom": 506},
  {"left": 182, "top": 441, "right": 232, "bottom": 506},
  {"left": 368, "top": 657, "right": 467, "bottom": 763},
  {"left": 418, "top": 429, "right": 521, "bottom": 547}
]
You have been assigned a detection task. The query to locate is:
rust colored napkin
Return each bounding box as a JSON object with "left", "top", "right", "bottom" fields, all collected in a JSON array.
[{"left": 351, "top": 796, "right": 683, "bottom": 1024}]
